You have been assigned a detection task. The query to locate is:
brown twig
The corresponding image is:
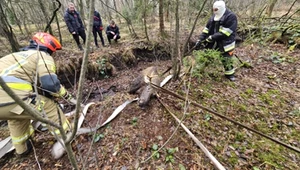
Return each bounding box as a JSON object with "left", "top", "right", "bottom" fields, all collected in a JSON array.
[
  {"left": 63, "top": 71, "right": 74, "bottom": 89},
  {"left": 182, "top": 0, "right": 208, "bottom": 55},
  {"left": 281, "top": 9, "right": 300, "bottom": 26},
  {"left": 31, "top": 139, "right": 42, "bottom": 170},
  {"left": 279, "top": 0, "right": 298, "bottom": 23},
  {"left": 95, "top": 80, "right": 103, "bottom": 101},
  {"left": 82, "top": 106, "right": 102, "bottom": 169}
]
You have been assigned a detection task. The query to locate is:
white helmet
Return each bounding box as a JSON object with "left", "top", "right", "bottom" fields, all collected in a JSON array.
[{"left": 213, "top": 1, "right": 226, "bottom": 21}]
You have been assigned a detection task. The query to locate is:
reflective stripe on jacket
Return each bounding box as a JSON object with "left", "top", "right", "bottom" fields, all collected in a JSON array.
[
  {"left": 0, "top": 50, "right": 58, "bottom": 104},
  {"left": 0, "top": 76, "right": 32, "bottom": 91}
]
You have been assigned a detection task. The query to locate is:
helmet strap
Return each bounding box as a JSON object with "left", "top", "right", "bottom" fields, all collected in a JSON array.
[{"left": 21, "top": 40, "right": 52, "bottom": 55}]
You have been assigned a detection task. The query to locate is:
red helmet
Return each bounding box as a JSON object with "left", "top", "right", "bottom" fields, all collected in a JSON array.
[{"left": 32, "top": 32, "right": 62, "bottom": 52}]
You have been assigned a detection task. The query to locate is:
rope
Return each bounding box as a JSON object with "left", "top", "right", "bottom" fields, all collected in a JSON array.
[{"left": 158, "top": 95, "right": 226, "bottom": 170}]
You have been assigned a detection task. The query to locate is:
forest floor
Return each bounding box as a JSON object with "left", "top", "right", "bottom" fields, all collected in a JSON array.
[{"left": 0, "top": 31, "right": 300, "bottom": 170}]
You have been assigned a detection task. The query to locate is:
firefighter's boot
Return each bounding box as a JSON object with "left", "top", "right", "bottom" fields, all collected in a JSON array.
[{"left": 16, "top": 138, "right": 33, "bottom": 157}]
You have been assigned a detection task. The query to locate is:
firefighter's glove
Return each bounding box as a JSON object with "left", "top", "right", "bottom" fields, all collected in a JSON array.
[
  {"left": 195, "top": 40, "right": 202, "bottom": 48},
  {"left": 62, "top": 91, "right": 72, "bottom": 101},
  {"left": 205, "top": 36, "right": 213, "bottom": 43},
  {"left": 59, "top": 86, "right": 72, "bottom": 101}
]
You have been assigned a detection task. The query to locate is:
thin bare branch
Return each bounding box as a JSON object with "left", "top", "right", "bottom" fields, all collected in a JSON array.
[{"left": 183, "top": 0, "right": 208, "bottom": 55}]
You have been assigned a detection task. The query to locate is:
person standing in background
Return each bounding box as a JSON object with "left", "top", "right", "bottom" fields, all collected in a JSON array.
[
  {"left": 64, "top": 2, "right": 86, "bottom": 51},
  {"left": 93, "top": 10, "right": 105, "bottom": 48}
]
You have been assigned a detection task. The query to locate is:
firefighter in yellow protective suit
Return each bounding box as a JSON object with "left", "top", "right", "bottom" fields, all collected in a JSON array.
[{"left": 0, "top": 32, "right": 71, "bottom": 156}]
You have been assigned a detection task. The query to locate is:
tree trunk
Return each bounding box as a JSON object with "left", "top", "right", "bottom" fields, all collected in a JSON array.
[
  {"left": 172, "top": 0, "right": 180, "bottom": 80},
  {"left": 266, "top": 0, "right": 278, "bottom": 17},
  {"left": 77, "top": 0, "right": 86, "bottom": 27},
  {"left": 38, "top": 0, "right": 53, "bottom": 34},
  {"left": 143, "top": 0, "right": 149, "bottom": 41},
  {"left": 100, "top": 0, "right": 107, "bottom": 21},
  {"left": 17, "top": 4, "right": 31, "bottom": 38},
  {"left": 0, "top": 3, "right": 20, "bottom": 52},
  {"left": 165, "top": 0, "right": 170, "bottom": 22},
  {"left": 25, "top": 2, "right": 43, "bottom": 31},
  {"left": 105, "top": 0, "right": 112, "bottom": 21},
  {"left": 183, "top": 0, "right": 208, "bottom": 55},
  {"left": 67, "top": 0, "right": 95, "bottom": 169},
  {"left": 44, "top": 0, "right": 62, "bottom": 34},
  {"left": 54, "top": 1, "right": 63, "bottom": 44},
  {"left": 0, "top": 36, "right": 10, "bottom": 51},
  {"left": 158, "top": 0, "right": 165, "bottom": 37},
  {"left": 8, "top": 0, "right": 24, "bottom": 35},
  {"left": 113, "top": 0, "right": 121, "bottom": 24}
]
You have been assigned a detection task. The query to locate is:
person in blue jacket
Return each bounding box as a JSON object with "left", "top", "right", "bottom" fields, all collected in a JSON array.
[
  {"left": 196, "top": 0, "right": 238, "bottom": 81},
  {"left": 64, "top": 3, "right": 86, "bottom": 51},
  {"left": 106, "top": 20, "right": 120, "bottom": 45},
  {"left": 93, "top": 10, "right": 105, "bottom": 48}
]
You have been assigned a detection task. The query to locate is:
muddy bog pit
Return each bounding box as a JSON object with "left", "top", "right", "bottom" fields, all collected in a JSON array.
[
  {"left": 55, "top": 41, "right": 172, "bottom": 88},
  {"left": 2, "top": 41, "right": 201, "bottom": 169}
]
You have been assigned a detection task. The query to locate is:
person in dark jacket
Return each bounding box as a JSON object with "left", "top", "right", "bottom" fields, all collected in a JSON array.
[
  {"left": 196, "top": 0, "right": 237, "bottom": 81},
  {"left": 93, "top": 10, "right": 105, "bottom": 48},
  {"left": 106, "top": 20, "right": 120, "bottom": 45},
  {"left": 64, "top": 3, "right": 86, "bottom": 51}
]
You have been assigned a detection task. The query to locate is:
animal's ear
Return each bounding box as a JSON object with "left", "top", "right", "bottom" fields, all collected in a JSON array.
[{"left": 144, "top": 75, "right": 151, "bottom": 84}]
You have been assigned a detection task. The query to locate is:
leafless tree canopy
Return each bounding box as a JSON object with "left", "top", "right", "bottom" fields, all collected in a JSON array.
[{"left": 0, "top": 0, "right": 299, "bottom": 53}]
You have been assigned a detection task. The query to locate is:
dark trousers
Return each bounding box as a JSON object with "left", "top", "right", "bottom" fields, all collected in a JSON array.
[
  {"left": 92, "top": 27, "right": 105, "bottom": 47},
  {"left": 206, "top": 42, "right": 234, "bottom": 76},
  {"left": 72, "top": 29, "right": 86, "bottom": 47},
  {"left": 107, "top": 33, "right": 120, "bottom": 44}
]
